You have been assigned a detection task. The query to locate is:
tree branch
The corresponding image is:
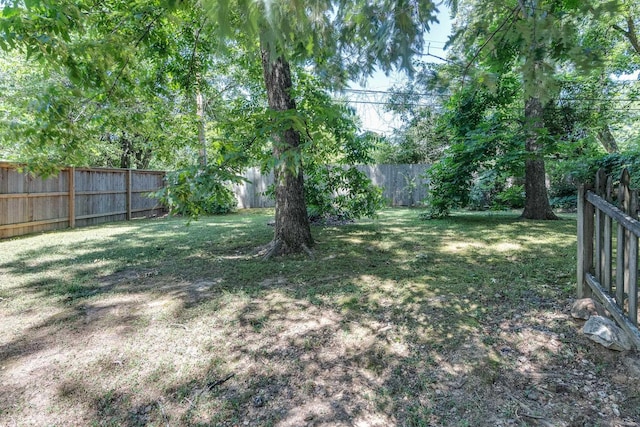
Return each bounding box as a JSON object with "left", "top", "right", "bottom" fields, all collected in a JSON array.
[
  {"left": 625, "top": 15, "right": 640, "bottom": 56},
  {"left": 74, "top": 9, "right": 166, "bottom": 123},
  {"left": 186, "top": 17, "right": 209, "bottom": 90},
  {"left": 462, "top": 6, "right": 519, "bottom": 81}
]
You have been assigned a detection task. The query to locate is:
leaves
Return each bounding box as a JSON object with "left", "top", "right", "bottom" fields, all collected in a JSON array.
[{"left": 153, "top": 163, "right": 245, "bottom": 219}]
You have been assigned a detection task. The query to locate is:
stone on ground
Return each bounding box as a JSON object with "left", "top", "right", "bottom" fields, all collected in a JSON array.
[
  {"left": 571, "top": 298, "right": 607, "bottom": 320},
  {"left": 582, "top": 315, "right": 632, "bottom": 351}
]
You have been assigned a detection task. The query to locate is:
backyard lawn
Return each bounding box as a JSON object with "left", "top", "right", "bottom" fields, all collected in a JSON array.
[{"left": 1, "top": 208, "right": 638, "bottom": 426}]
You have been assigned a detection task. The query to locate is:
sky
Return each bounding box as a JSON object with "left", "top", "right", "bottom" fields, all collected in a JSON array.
[{"left": 347, "top": 6, "right": 454, "bottom": 136}]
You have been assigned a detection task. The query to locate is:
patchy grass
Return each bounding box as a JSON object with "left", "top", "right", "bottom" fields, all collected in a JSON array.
[{"left": 0, "top": 208, "right": 638, "bottom": 426}]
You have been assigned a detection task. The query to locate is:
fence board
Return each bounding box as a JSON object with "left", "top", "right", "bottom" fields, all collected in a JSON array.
[
  {"left": 579, "top": 168, "right": 640, "bottom": 349},
  {"left": 604, "top": 176, "right": 613, "bottom": 293},
  {"left": 0, "top": 163, "right": 166, "bottom": 239},
  {"left": 3, "top": 162, "right": 428, "bottom": 237},
  {"left": 585, "top": 273, "right": 640, "bottom": 349},
  {"left": 232, "top": 164, "right": 430, "bottom": 209}
]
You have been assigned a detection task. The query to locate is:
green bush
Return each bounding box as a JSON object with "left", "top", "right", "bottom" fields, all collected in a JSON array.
[
  {"left": 421, "top": 151, "right": 475, "bottom": 219},
  {"left": 153, "top": 164, "right": 241, "bottom": 218},
  {"left": 264, "top": 165, "right": 384, "bottom": 222},
  {"left": 493, "top": 184, "right": 525, "bottom": 210},
  {"left": 301, "top": 165, "right": 385, "bottom": 221},
  {"left": 550, "top": 195, "right": 577, "bottom": 211},
  {"left": 547, "top": 149, "right": 640, "bottom": 212},
  {"left": 468, "top": 170, "right": 501, "bottom": 211}
]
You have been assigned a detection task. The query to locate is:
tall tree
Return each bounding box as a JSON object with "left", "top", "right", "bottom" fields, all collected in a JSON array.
[
  {"left": 518, "top": 1, "right": 558, "bottom": 219},
  {"left": 444, "top": 0, "right": 619, "bottom": 219},
  {"left": 203, "top": 0, "right": 440, "bottom": 255}
]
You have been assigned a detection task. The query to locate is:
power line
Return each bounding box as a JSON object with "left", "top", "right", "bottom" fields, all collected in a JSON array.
[
  {"left": 337, "top": 98, "right": 640, "bottom": 110},
  {"left": 343, "top": 88, "right": 451, "bottom": 98},
  {"left": 423, "top": 39, "right": 448, "bottom": 45},
  {"left": 341, "top": 88, "right": 640, "bottom": 104},
  {"left": 337, "top": 99, "right": 443, "bottom": 108}
]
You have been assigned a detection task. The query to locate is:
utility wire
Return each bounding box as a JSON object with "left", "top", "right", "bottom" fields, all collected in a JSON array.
[
  {"left": 341, "top": 87, "right": 640, "bottom": 102},
  {"left": 343, "top": 88, "right": 451, "bottom": 97}
]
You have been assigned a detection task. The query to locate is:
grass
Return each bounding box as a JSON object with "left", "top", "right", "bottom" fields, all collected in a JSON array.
[{"left": 0, "top": 208, "right": 637, "bottom": 426}]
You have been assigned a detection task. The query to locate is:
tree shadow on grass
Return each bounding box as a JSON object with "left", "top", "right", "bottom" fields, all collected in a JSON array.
[{"left": 0, "top": 209, "right": 638, "bottom": 426}]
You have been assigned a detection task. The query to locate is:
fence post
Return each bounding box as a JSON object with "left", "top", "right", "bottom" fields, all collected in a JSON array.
[
  {"left": 629, "top": 189, "right": 638, "bottom": 325},
  {"left": 604, "top": 175, "right": 613, "bottom": 292},
  {"left": 577, "top": 183, "right": 594, "bottom": 298},
  {"left": 595, "top": 169, "right": 606, "bottom": 281},
  {"left": 617, "top": 169, "right": 630, "bottom": 306},
  {"left": 126, "top": 169, "right": 132, "bottom": 221},
  {"left": 68, "top": 167, "right": 75, "bottom": 228}
]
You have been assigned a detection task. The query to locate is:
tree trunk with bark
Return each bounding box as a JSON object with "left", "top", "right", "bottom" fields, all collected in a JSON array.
[
  {"left": 196, "top": 74, "right": 208, "bottom": 167},
  {"left": 521, "top": 96, "right": 558, "bottom": 220},
  {"left": 260, "top": 46, "right": 313, "bottom": 256}
]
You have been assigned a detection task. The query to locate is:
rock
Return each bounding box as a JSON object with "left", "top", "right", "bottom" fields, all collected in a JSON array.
[
  {"left": 253, "top": 396, "right": 265, "bottom": 407},
  {"left": 571, "top": 298, "right": 607, "bottom": 320},
  {"left": 622, "top": 356, "right": 640, "bottom": 379},
  {"left": 611, "top": 403, "right": 620, "bottom": 417},
  {"left": 582, "top": 316, "right": 632, "bottom": 351},
  {"left": 525, "top": 390, "right": 540, "bottom": 401}
]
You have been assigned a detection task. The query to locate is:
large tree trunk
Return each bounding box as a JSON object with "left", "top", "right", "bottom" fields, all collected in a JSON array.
[
  {"left": 521, "top": 96, "right": 558, "bottom": 220},
  {"left": 260, "top": 46, "right": 313, "bottom": 256},
  {"left": 120, "top": 132, "right": 132, "bottom": 169}
]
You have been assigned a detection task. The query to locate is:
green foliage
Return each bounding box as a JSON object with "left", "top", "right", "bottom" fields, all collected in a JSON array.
[
  {"left": 292, "top": 72, "right": 386, "bottom": 221},
  {"left": 593, "top": 151, "right": 640, "bottom": 185},
  {"left": 494, "top": 184, "right": 525, "bottom": 210},
  {"left": 545, "top": 145, "right": 640, "bottom": 211},
  {"left": 153, "top": 164, "right": 243, "bottom": 218},
  {"left": 421, "top": 150, "right": 474, "bottom": 219},
  {"left": 304, "top": 166, "right": 385, "bottom": 222},
  {"left": 198, "top": 0, "right": 439, "bottom": 87},
  {"left": 421, "top": 81, "right": 525, "bottom": 218},
  {"left": 372, "top": 111, "right": 450, "bottom": 165},
  {"left": 467, "top": 170, "right": 498, "bottom": 211}
]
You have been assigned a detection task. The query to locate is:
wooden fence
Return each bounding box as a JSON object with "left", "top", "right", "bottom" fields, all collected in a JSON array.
[
  {"left": 1, "top": 162, "right": 428, "bottom": 238},
  {"left": 0, "top": 162, "right": 166, "bottom": 239},
  {"left": 232, "top": 164, "right": 430, "bottom": 208},
  {"left": 577, "top": 168, "right": 640, "bottom": 349}
]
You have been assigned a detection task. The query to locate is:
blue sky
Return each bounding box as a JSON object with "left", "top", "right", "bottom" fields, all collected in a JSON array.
[{"left": 349, "top": 6, "right": 453, "bottom": 135}]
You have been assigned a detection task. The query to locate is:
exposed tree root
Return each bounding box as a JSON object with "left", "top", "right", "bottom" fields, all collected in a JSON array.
[
  {"left": 206, "top": 373, "right": 235, "bottom": 391},
  {"left": 301, "top": 243, "right": 315, "bottom": 260},
  {"left": 260, "top": 239, "right": 315, "bottom": 260},
  {"left": 510, "top": 394, "right": 555, "bottom": 427},
  {"left": 262, "top": 239, "right": 283, "bottom": 261}
]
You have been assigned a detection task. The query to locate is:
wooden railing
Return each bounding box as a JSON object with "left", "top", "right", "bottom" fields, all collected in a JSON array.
[
  {"left": 577, "top": 168, "right": 640, "bottom": 349},
  {"left": 0, "top": 163, "right": 166, "bottom": 239}
]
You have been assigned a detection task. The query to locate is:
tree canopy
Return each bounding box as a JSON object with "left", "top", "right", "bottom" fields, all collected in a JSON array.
[
  {"left": 385, "top": 0, "right": 640, "bottom": 218},
  {"left": 1, "top": 0, "right": 445, "bottom": 255}
]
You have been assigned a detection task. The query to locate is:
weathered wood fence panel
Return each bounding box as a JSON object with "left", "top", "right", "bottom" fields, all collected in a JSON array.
[
  {"left": 0, "top": 163, "right": 165, "bottom": 239},
  {"left": 577, "top": 168, "right": 640, "bottom": 350},
  {"left": 2, "top": 162, "right": 429, "bottom": 237},
  {"left": 232, "top": 164, "right": 430, "bottom": 209},
  {"left": 359, "top": 164, "right": 430, "bottom": 206},
  {"left": 232, "top": 168, "right": 276, "bottom": 209}
]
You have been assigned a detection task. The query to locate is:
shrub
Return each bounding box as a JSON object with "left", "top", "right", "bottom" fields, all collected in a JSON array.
[
  {"left": 493, "top": 184, "right": 525, "bottom": 210},
  {"left": 153, "top": 164, "right": 241, "bottom": 218},
  {"left": 303, "top": 165, "right": 385, "bottom": 221}
]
